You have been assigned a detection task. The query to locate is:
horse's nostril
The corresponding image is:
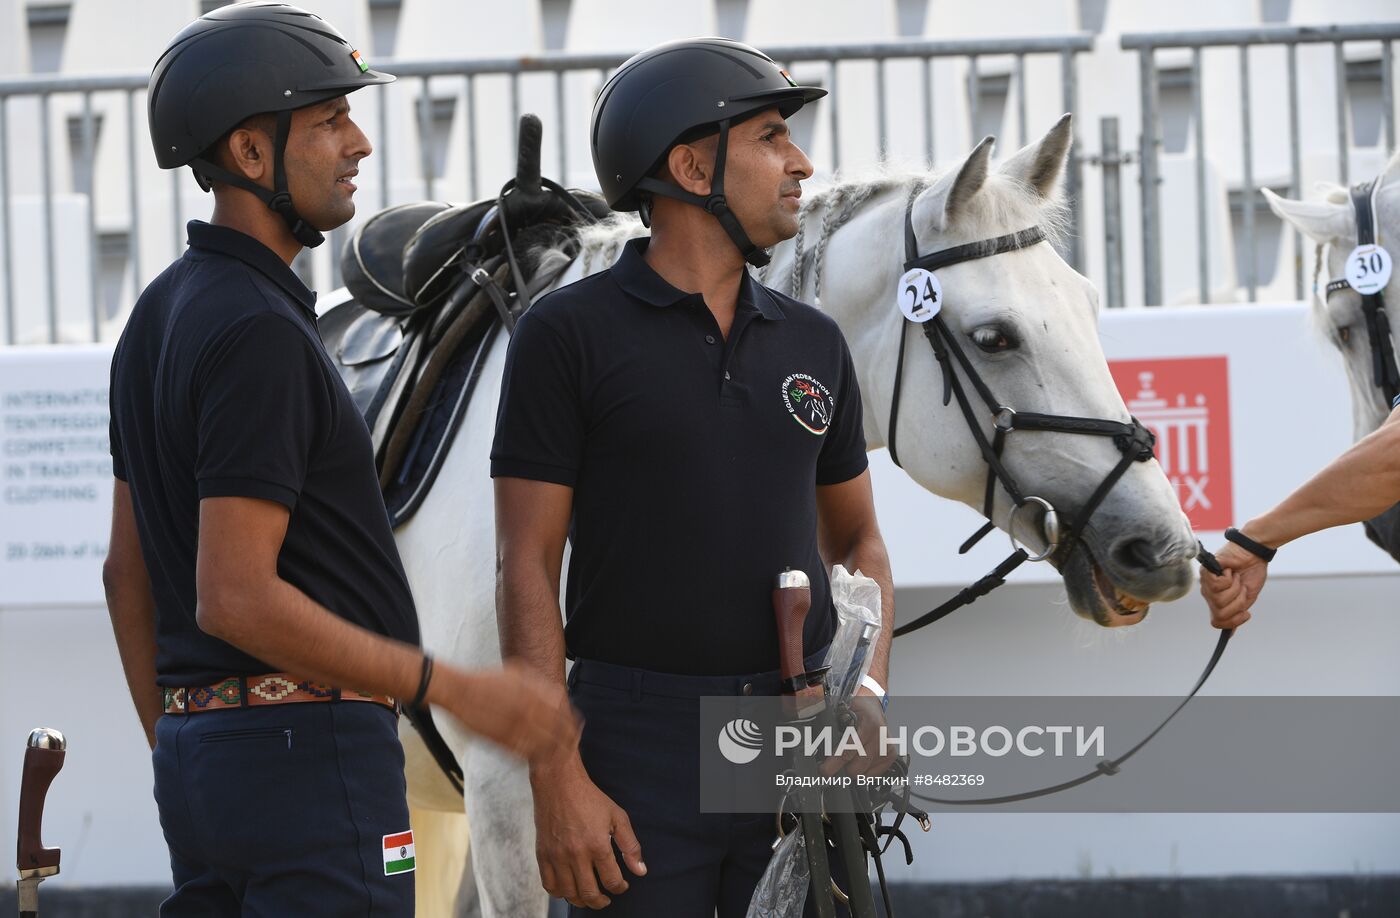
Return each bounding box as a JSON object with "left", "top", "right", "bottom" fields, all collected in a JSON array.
[{"left": 1111, "top": 538, "right": 1160, "bottom": 572}]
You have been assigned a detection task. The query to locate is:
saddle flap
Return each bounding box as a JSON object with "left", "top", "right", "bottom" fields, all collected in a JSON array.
[
  {"left": 341, "top": 201, "right": 451, "bottom": 316},
  {"left": 337, "top": 310, "right": 405, "bottom": 366}
]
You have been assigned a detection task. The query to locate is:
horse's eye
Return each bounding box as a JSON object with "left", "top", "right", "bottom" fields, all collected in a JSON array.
[
  {"left": 971, "top": 326, "right": 1016, "bottom": 353},
  {"left": 1338, "top": 326, "right": 1352, "bottom": 344}
]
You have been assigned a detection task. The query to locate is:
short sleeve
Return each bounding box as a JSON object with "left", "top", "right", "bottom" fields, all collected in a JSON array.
[
  {"left": 816, "top": 335, "right": 869, "bottom": 486},
  {"left": 193, "top": 314, "right": 333, "bottom": 509},
  {"left": 490, "top": 311, "right": 584, "bottom": 487},
  {"left": 108, "top": 353, "right": 127, "bottom": 482}
]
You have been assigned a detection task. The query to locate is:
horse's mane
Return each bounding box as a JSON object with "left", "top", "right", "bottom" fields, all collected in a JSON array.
[{"left": 534, "top": 160, "right": 1071, "bottom": 301}]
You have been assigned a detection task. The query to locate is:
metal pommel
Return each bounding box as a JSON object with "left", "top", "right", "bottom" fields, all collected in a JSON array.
[
  {"left": 774, "top": 568, "right": 810, "bottom": 590},
  {"left": 27, "top": 728, "right": 66, "bottom": 751}
]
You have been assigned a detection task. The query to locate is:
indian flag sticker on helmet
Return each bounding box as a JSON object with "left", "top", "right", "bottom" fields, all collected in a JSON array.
[
  {"left": 351, "top": 49, "right": 369, "bottom": 73},
  {"left": 779, "top": 69, "right": 798, "bottom": 87},
  {"left": 383, "top": 830, "right": 415, "bottom": 876}
]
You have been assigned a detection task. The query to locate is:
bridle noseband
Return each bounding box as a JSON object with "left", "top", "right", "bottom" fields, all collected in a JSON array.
[
  {"left": 888, "top": 187, "right": 1157, "bottom": 637},
  {"left": 1323, "top": 177, "right": 1400, "bottom": 409}
]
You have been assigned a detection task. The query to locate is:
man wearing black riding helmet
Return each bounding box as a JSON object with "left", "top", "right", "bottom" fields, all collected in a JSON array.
[
  {"left": 106, "top": 4, "right": 578, "bottom": 914},
  {"left": 493, "top": 38, "right": 896, "bottom": 915}
]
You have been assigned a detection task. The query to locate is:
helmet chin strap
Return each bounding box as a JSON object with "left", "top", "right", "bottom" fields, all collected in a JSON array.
[
  {"left": 633, "top": 118, "right": 771, "bottom": 268},
  {"left": 189, "top": 110, "right": 326, "bottom": 248}
]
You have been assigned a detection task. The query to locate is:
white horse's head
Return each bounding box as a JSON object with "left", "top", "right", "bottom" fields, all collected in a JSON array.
[
  {"left": 1264, "top": 149, "right": 1400, "bottom": 441},
  {"left": 767, "top": 116, "right": 1198, "bottom": 626}
]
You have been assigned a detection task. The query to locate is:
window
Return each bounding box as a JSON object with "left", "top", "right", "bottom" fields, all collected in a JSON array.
[
  {"left": 369, "top": 0, "right": 402, "bottom": 58},
  {"left": 1346, "top": 59, "right": 1384, "bottom": 149},
  {"left": 1260, "top": 0, "right": 1292, "bottom": 23},
  {"left": 97, "top": 231, "right": 128, "bottom": 321},
  {"left": 1077, "top": 0, "right": 1109, "bottom": 34},
  {"left": 540, "top": 0, "right": 570, "bottom": 52},
  {"left": 26, "top": 3, "right": 69, "bottom": 74},
  {"left": 66, "top": 111, "right": 103, "bottom": 197},
  {"left": 1157, "top": 67, "right": 1193, "bottom": 156},
  {"left": 971, "top": 73, "right": 1009, "bottom": 142},
  {"left": 895, "top": 0, "right": 928, "bottom": 38},
  {"left": 418, "top": 95, "right": 458, "bottom": 180},
  {"left": 714, "top": 0, "right": 748, "bottom": 40},
  {"left": 1229, "top": 187, "right": 1284, "bottom": 289}
]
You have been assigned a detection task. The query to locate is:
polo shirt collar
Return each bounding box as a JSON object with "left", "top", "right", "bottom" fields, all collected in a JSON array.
[
  {"left": 186, "top": 221, "right": 317, "bottom": 318},
  {"left": 612, "top": 237, "right": 785, "bottom": 321}
]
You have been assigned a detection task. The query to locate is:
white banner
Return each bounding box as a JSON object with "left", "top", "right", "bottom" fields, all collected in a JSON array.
[{"left": 0, "top": 344, "right": 115, "bottom": 607}]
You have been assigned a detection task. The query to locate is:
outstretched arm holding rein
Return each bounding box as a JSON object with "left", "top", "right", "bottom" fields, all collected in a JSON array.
[{"left": 1201, "top": 403, "right": 1400, "bottom": 629}]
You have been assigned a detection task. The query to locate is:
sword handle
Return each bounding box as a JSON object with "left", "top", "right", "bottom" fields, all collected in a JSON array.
[
  {"left": 17, "top": 728, "right": 66, "bottom": 877},
  {"left": 772, "top": 569, "right": 819, "bottom": 701}
]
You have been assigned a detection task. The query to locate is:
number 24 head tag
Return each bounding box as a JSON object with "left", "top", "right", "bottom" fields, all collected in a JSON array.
[
  {"left": 897, "top": 267, "right": 942, "bottom": 323},
  {"left": 1345, "top": 244, "right": 1393, "bottom": 295}
]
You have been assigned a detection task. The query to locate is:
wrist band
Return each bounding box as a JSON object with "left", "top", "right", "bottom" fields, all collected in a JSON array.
[
  {"left": 1224, "top": 527, "right": 1277, "bottom": 563},
  {"left": 860, "top": 674, "right": 889, "bottom": 711},
  {"left": 410, "top": 654, "right": 434, "bottom": 709}
]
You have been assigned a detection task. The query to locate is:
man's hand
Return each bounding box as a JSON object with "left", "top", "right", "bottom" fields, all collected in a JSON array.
[
  {"left": 1199, "top": 542, "right": 1269, "bottom": 630},
  {"left": 432, "top": 661, "right": 580, "bottom": 765},
  {"left": 821, "top": 687, "right": 896, "bottom": 778},
  {"left": 530, "top": 757, "right": 646, "bottom": 909}
]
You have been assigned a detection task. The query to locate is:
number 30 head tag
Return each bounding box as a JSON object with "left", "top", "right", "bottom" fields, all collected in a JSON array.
[
  {"left": 897, "top": 267, "right": 943, "bottom": 323},
  {"left": 1345, "top": 244, "right": 1393, "bottom": 295}
]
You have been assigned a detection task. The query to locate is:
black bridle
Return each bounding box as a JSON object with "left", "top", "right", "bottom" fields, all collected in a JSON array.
[
  {"left": 1323, "top": 177, "right": 1400, "bottom": 408},
  {"left": 871, "top": 188, "right": 1232, "bottom": 810},
  {"left": 887, "top": 187, "right": 1158, "bottom": 638}
]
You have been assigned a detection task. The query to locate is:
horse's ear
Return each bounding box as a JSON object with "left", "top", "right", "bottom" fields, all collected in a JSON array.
[
  {"left": 918, "top": 135, "right": 995, "bottom": 230},
  {"left": 998, "top": 113, "right": 1072, "bottom": 199},
  {"left": 1385, "top": 147, "right": 1400, "bottom": 184},
  {"left": 1262, "top": 187, "right": 1354, "bottom": 244}
]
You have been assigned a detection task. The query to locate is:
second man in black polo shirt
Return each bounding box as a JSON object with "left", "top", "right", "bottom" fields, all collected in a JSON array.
[{"left": 492, "top": 39, "right": 897, "bottom": 915}]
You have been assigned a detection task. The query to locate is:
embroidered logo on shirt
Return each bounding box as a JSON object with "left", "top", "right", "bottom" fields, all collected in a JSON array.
[{"left": 780, "top": 373, "right": 833, "bottom": 436}]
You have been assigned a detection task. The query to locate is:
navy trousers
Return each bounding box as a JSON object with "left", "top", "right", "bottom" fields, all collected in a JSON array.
[
  {"left": 152, "top": 700, "right": 414, "bottom": 917},
  {"left": 566, "top": 656, "right": 849, "bottom": 918}
]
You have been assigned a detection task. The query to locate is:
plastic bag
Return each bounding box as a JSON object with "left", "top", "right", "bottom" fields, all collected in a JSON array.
[
  {"left": 746, "top": 828, "right": 809, "bottom": 918},
  {"left": 822, "top": 564, "right": 883, "bottom": 703}
]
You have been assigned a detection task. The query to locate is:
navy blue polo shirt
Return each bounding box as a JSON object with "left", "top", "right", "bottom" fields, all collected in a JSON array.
[
  {"left": 109, "top": 221, "right": 419, "bottom": 687},
  {"left": 491, "top": 238, "right": 868, "bottom": 676}
]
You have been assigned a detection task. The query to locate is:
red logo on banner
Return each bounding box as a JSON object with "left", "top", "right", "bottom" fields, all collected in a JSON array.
[{"left": 1108, "top": 356, "right": 1233, "bottom": 532}]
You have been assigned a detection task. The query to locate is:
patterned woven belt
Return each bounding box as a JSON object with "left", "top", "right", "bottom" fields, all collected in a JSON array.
[{"left": 162, "top": 673, "right": 396, "bottom": 715}]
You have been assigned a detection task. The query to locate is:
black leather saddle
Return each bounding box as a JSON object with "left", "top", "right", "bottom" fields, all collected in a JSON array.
[{"left": 318, "top": 113, "right": 603, "bottom": 528}]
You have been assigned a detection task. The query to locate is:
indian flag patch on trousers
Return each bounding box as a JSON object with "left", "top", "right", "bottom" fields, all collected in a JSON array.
[{"left": 383, "top": 830, "right": 415, "bottom": 876}]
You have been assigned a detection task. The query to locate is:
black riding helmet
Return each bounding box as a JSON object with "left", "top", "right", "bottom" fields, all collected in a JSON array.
[
  {"left": 147, "top": 1, "right": 394, "bottom": 248},
  {"left": 590, "top": 38, "right": 826, "bottom": 267}
]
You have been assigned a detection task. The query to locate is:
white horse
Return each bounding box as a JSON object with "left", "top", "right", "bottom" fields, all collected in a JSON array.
[
  {"left": 388, "top": 115, "right": 1201, "bottom": 916},
  {"left": 1264, "top": 149, "right": 1400, "bottom": 558}
]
